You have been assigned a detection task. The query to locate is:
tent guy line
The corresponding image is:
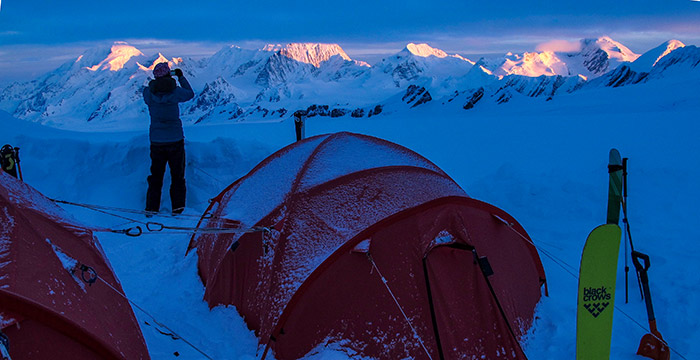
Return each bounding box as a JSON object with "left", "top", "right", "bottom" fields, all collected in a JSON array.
[
  {"left": 50, "top": 197, "right": 271, "bottom": 236},
  {"left": 610, "top": 303, "right": 687, "bottom": 360},
  {"left": 494, "top": 213, "right": 578, "bottom": 279},
  {"left": 368, "top": 253, "right": 435, "bottom": 360},
  {"left": 88, "top": 269, "right": 216, "bottom": 360},
  {"left": 50, "top": 197, "right": 238, "bottom": 222}
]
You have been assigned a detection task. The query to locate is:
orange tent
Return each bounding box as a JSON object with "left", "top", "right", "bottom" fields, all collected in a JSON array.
[
  {"left": 0, "top": 171, "right": 149, "bottom": 359},
  {"left": 189, "top": 132, "right": 546, "bottom": 359}
]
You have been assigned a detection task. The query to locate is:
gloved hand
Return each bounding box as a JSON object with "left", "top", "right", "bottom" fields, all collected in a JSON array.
[{"left": 173, "top": 68, "right": 184, "bottom": 77}]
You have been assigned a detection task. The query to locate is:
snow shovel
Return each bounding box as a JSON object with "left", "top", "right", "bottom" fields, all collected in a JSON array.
[{"left": 631, "top": 251, "right": 670, "bottom": 360}]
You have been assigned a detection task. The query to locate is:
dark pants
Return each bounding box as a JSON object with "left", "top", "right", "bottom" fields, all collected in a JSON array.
[{"left": 146, "top": 140, "right": 186, "bottom": 212}]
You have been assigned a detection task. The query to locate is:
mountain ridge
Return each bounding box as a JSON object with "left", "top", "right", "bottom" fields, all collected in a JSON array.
[{"left": 1, "top": 37, "right": 697, "bottom": 129}]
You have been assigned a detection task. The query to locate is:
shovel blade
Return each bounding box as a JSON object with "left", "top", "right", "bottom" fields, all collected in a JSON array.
[{"left": 637, "top": 333, "right": 670, "bottom": 360}]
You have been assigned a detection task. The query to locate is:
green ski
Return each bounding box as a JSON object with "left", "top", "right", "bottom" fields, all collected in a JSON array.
[
  {"left": 576, "top": 149, "right": 623, "bottom": 360},
  {"left": 576, "top": 224, "right": 621, "bottom": 360}
]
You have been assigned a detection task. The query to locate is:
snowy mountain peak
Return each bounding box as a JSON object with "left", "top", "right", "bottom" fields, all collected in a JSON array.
[
  {"left": 497, "top": 51, "right": 569, "bottom": 77},
  {"left": 262, "top": 43, "right": 351, "bottom": 67},
  {"left": 152, "top": 53, "right": 170, "bottom": 66},
  {"left": 494, "top": 36, "right": 642, "bottom": 78},
  {"left": 630, "top": 40, "right": 686, "bottom": 71},
  {"left": 137, "top": 53, "right": 184, "bottom": 73},
  {"left": 404, "top": 43, "right": 448, "bottom": 58},
  {"left": 84, "top": 42, "right": 145, "bottom": 72},
  {"left": 222, "top": 44, "right": 243, "bottom": 53},
  {"left": 581, "top": 36, "right": 640, "bottom": 63}
]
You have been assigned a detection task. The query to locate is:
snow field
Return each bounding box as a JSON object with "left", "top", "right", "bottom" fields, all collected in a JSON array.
[{"left": 2, "top": 62, "right": 699, "bottom": 359}]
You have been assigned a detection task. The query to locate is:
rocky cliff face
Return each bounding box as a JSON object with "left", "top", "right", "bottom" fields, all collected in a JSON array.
[{"left": 184, "top": 77, "right": 239, "bottom": 123}]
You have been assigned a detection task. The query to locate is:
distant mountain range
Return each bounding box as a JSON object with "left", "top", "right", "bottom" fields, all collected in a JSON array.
[{"left": 1, "top": 37, "right": 698, "bottom": 129}]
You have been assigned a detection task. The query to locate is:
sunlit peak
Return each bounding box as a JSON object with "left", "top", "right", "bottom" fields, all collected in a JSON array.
[
  {"left": 653, "top": 40, "right": 685, "bottom": 66},
  {"left": 86, "top": 42, "right": 145, "bottom": 72},
  {"left": 406, "top": 43, "right": 448, "bottom": 58},
  {"left": 264, "top": 43, "right": 351, "bottom": 67}
]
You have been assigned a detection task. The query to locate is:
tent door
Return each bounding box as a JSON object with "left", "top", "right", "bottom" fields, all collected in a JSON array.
[{"left": 423, "top": 243, "right": 518, "bottom": 360}]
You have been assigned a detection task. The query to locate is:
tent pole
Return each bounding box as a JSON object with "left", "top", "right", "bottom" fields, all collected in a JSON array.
[
  {"left": 472, "top": 248, "right": 528, "bottom": 359},
  {"left": 422, "top": 256, "right": 446, "bottom": 360}
]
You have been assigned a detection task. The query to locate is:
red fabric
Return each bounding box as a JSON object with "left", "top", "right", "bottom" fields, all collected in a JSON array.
[
  {"left": 192, "top": 132, "right": 545, "bottom": 359},
  {"left": 0, "top": 172, "right": 150, "bottom": 360}
]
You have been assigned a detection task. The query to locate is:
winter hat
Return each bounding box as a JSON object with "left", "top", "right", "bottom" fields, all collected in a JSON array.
[{"left": 153, "top": 62, "right": 171, "bottom": 78}]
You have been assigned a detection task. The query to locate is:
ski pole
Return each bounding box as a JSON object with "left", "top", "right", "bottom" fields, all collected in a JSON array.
[
  {"left": 623, "top": 226, "right": 641, "bottom": 302},
  {"left": 623, "top": 157, "right": 629, "bottom": 303},
  {"left": 14, "top": 147, "right": 22, "bottom": 181},
  {"left": 621, "top": 157, "right": 644, "bottom": 300}
]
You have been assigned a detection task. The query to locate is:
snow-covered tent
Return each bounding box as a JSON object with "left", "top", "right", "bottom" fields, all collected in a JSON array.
[
  {"left": 0, "top": 171, "right": 149, "bottom": 359},
  {"left": 188, "top": 132, "right": 546, "bottom": 359}
]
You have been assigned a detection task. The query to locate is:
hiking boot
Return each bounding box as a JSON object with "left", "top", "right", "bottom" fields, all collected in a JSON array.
[{"left": 172, "top": 207, "right": 185, "bottom": 216}]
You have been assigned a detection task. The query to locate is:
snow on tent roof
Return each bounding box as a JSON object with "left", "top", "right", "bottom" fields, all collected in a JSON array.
[
  {"left": 0, "top": 171, "right": 150, "bottom": 360},
  {"left": 189, "top": 132, "right": 544, "bottom": 359},
  {"left": 2, "top": 168, "right": 85, "bottom": 229},
  {"left": 217, "top": 132, "right": 447, "bottom": 227},
  {"left": 216, "top": 134, "right": 328, "bottom": 225},
  {"left": 293, "top": 132, "right": 443, "bottom": 190}
]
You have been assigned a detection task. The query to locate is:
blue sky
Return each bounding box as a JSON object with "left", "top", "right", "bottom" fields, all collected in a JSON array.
[{"left": 1, "top": 1, "right": 699, "bottom": 82}]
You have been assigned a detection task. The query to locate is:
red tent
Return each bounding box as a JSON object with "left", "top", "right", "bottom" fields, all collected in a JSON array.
[
  {"left": 189, "top": 132, "right": 546, "bottom": 359},
  {"left": 0, "top": 171, "right": 150, "bottom": 359}
]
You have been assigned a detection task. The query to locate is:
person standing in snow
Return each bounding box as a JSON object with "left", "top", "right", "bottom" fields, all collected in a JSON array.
[{"left": 143, "top": 62, "right": 194, "bottom": 215}]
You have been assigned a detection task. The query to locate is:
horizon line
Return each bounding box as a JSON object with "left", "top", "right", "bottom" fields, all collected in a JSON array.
[{"left": 0, "top": 35, "right": 694, "bottom": 85}]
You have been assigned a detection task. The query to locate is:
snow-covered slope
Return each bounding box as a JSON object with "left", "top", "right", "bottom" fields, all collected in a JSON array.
[
  {"left": 372, "top": 42, "right": 475, "bottom": 88},
  {"left": 1, "top": 37, "right": 697, "bottom": 131},
  {"left": 629, "top": 40, "right": 685, "bottom": 72},
  {"left": 576, "top": 36, "right": 640, "bottom": 74},
  {"left": 0, "top": 42, "right": 186, "bottom": 129}
]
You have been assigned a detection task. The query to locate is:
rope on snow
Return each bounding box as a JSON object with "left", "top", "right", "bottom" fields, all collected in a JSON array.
[
  {"left": 51, "top": 198, "right": 237, "bottom": 223},
  {"left": 50, "top": 198, "right": 268, "bottom": 237},
  {"left": 75, "top": 263, "right": 216, "bottom": 360}
]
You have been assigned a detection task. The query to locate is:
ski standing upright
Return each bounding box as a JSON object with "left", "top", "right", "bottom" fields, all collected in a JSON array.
[{"left": 575, "top": 149, "right": 623, "bottom": 360}]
